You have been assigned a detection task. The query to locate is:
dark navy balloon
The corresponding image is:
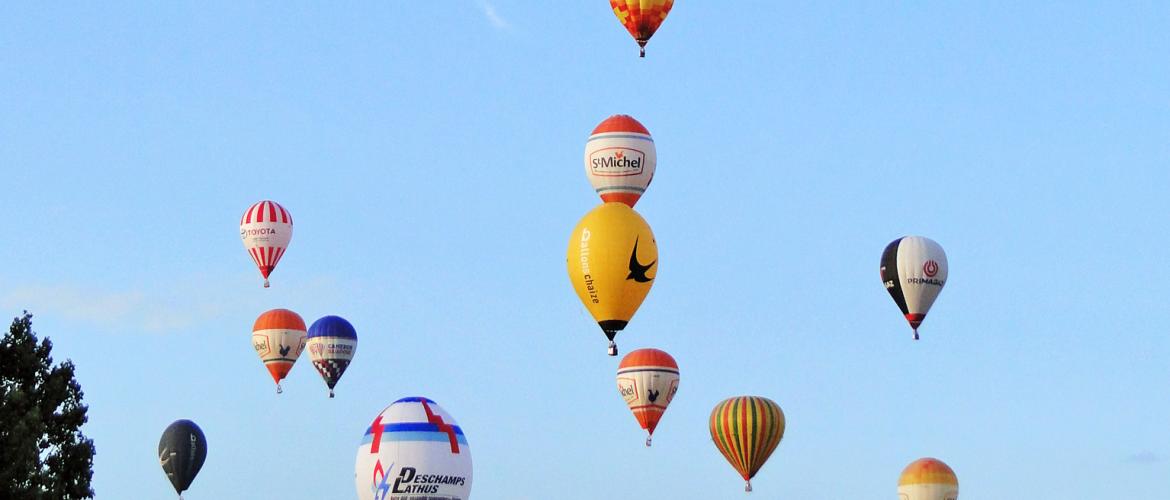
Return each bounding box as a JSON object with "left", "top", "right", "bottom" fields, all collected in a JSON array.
[
  {"left": 306, "top": 315, "right": 358, "bottom": 398},
  {"left": 158, "top": 419, "right": 207, "bottom": 498},
  {"left": 308, "top": 315, "right": 358, "bottom": 340}
]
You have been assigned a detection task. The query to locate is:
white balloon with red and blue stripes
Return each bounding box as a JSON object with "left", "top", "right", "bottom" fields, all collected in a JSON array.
[
  {"left": 583, "top": 114, "right": 656, "bottom": 208},
  {"left": 240, "top": 200, "right": 293, "bottom": 288},
  {"left": 355, "top": 397, "right": 472, "bottom": 500}
]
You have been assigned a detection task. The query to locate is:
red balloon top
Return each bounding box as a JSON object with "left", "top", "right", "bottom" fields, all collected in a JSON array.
[
  {"left": 253, "top": 308, "right": 307, "bottom": 332},
  {"left": 591, "top": 114, "right": 650, "bottom": 135},
  {"left": 899, "top": 458, "right": 958, "bottom": 486},
  {"left": 618, "top": 348, "right": 677, "bottom": 370}
]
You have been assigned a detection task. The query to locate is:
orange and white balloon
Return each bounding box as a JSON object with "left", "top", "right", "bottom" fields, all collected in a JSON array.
[
  {"left": 251, "top": 308, "right": 307, "bottom": 394},
  {"left": 584, "top": 115, "right": 656, "bottom": 208},
  {"left": 240, "top": 200, "right": 293, "bottom": 288},
  {"left": 616, "top": 348, "right": 679, "bottom": 446},
  {"left": 898, "top": 457, "right": 958, "bottom": 500}
]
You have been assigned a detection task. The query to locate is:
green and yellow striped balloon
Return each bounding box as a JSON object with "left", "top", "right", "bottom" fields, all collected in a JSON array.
[{"left": 709, "top": 396, "right": 785, "bottom": 492}]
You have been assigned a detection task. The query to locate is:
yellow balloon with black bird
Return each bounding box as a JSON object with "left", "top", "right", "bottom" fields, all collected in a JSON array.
[{"left": 567, "top": 202, "right": 658, "bottom": 356}]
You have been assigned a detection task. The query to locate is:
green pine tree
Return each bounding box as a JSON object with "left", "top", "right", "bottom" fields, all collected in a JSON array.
[{"left": 0, "top": 312, "right": 96, "bottom": 499}]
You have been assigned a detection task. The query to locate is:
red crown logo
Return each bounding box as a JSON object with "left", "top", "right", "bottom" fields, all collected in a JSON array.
[{"left": 923, "top": 260, "right": 939, "bottom": 277}]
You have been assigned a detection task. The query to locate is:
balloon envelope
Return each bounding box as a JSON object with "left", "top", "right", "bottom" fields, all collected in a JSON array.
[
  {"left": 898, "top": 458, "right": 959, "bottom": 500},
  {"left": 240, "top": 200, "right": 293, "bottom": 288},
  {"left": 566, "top": 202, "right": 658, "bottom": 355},
  {"left": 880, "top": 236, "right": 948, "bottom": 340},
  {"left": 610, "top": 0, "right": 675, "bottom": 56},
  {"left": 709, "top": 396, "right": 785, "bottom": 492},
  {"left": 158, "top": 419, "right": 207, "bottom": 496},
  {"left": 307, "top": 315, "right": 358, "bottom": 397},
  {"left": 584, "top": 115, "right": 656, "bottom": 207},
  {"left": 355, "top": 397, "right": 472, "bottom": 500},
  {"left": 251, "top": 308, "right": 307, "bottom": 393},
  {"left": 617, "top": 348, "right": 679, "bottom": 446}
]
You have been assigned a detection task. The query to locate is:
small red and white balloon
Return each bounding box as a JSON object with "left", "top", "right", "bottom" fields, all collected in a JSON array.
[{"left": 240, "top": 200, "right": 293, "bottom": 288}]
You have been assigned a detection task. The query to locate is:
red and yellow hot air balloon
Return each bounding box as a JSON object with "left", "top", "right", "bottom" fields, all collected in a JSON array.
[
  {"left": 610, "top": 0, "right": 675, "bottom": 57},
  {"left": 898, "top": 458, "right": 959, "bottom": 500},
  {"left": 584, "top": 115, "right": 656, "bottom": 208},
  {"left": 251, "top": 309, "right": 307, "bottom": 394},
  {"left": 709, "top": 396, "right": 785, "bottom": 492},
  {"left": 616, "top": 348, "right": 679, "bottom": 446}
]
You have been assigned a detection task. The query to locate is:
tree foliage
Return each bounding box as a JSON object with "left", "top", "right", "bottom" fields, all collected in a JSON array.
[{"left": 0, "top": 313, "right": 96, "bottom": 499}]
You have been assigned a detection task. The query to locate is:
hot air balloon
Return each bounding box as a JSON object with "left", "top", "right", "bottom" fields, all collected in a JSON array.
[
  {"left": 307, "top": 315, "right": 357, "bottom": 398},
  {"left": 567, "top": 202, "right": 658, "bottom": 356},
  {"left": 240, "top": 200, "right": 293, "bottom": 288},
  {"left": 709, "top": 396, "right": 785, "bottom": 493},
  {"left": 584, "top": 115, "right": 656, "bottom": 208},
  {"left": 251, "top": 308, "right": 307, "bottom": 394},
  {"left": 355, "top": 397, "right": 472, "bottom": 500},
  {"left": 158, "top": 419, "right": 207, "bottom": 500},
  {"left": 610, "top": 0, "right": 675, "bottom": 57},
  {"left": 617, "top": 348, "right": 679, "bottom": 446},
  {"left": 898, "top": 458, "right": 959, "bottom": 500},
  {"left": 880, "top": 236, "right": 948, "bottom": 340}
]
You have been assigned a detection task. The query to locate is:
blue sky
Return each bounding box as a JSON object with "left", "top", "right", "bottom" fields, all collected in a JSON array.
[{"left": 2, "top": 2, "right": 1168, "bottom": 498}]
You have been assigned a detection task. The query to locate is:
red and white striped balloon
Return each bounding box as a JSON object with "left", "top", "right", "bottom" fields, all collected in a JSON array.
[{"left": 240, "top": 200, "right": 293, "bottom": 288}]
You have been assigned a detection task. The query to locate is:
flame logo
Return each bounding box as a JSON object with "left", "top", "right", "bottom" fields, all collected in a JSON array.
[
  {"left": 614, "top": 150, "right": 624, "bottom": 159},
  {"left": 923, "top": 260, "right": 939, "bottom": 277},
  {"left": 371, "top": 460, "right": 392, "bottom": 500}
]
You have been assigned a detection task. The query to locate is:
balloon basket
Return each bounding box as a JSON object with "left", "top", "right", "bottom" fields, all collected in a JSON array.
[
  {"left": 328, "top": 389, "right": 335, "bottom": 399},
  {"left": 912, "top": 329, "right": 920, "bottom": 341},
  {"left": 645, "top": 436, "right": 652, "bottom": 447},
  {"left": 263, "top": 279, "right": 270, "bottom": 288},
  {"left": 607, "top": 341, "right": 618, "bottom": 357},
  {"left": 745, "top": 480, "right": 752, "bottom": 492},
  {"left": 276, "top": 384, "right": 282, "bottom": 394}
]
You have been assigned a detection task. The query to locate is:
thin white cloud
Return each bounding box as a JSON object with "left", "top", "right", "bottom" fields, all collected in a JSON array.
[
  {"left": 1124, "top": 451, "right": 1163, "bottom": 464},
  {"left": 478, "top": 0, "right": 510, "bottom": 30},
  {"left": 1, "top": 284, "right": 202, "bottom": 334},
  {"left": 3, "top": 285, "right": 143, "bottom": 327},
  {"left": 0, "top": 274, "right": 346, "bottom": 335}
]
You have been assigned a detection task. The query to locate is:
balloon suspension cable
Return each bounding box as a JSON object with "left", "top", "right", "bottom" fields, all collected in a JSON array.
[
  {"left": 912, "top": 329, "right": 920, "bottom": 341},
  {"left": 645, "top": 435, "right": 652, "bottom": 447},
  {"left": 276, "top": 383, "right": 283, "bottom": 394},
  {"left": 328, "top": 388, "right": 335, "bottom": 399},
  {"left": 263, "top": 279, "right": 270, "bottom": 288},
  {"left": 607, "top": 340, "right": 618, "bottom": 357},
  {"left": 745, "top": 480, "right": 752, "bottom": 493}
]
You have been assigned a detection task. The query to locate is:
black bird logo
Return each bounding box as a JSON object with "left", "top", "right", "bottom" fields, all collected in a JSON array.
[
  {"left": 647, "top": 389, "right": 660, "bottom": 403},
  {"left": 279, "top": 344, "right": 291, "bottom": 356},
  {"left": 626, "top": 237, "right": 656, "bottom": 283}
]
